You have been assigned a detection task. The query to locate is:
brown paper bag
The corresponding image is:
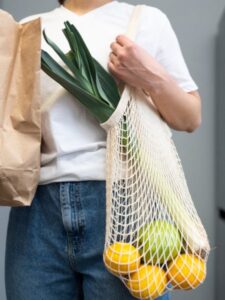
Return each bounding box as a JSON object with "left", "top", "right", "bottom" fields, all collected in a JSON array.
[{"left": 0, "top": 10, "right": 41, "bottom": 206}]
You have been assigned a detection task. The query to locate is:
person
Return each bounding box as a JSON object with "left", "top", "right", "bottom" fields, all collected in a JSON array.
[{"left": 5, "top": 1, "right": 201, "bottom": 299}]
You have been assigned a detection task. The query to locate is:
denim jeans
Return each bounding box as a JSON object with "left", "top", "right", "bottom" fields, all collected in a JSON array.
[{"left": 5, "top": 181, "right": 171, "bottom": 300}]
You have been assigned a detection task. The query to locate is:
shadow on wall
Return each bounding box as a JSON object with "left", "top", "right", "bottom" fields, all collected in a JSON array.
[{"left": 215, "top": 7, "right": 225, "bottom": 300}]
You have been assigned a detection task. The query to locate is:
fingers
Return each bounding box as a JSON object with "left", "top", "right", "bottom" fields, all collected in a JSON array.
[
  {"left": 108, "top": 53, "right": 126, "bottom": 75},
  {"left": 115, "top": 34, "right": 133, "bottom": 47},
  {"left": 108, "top": 34, "right": 136, "bottom": 77},
  {"left": 109, "top": 41, "right": 125, "bottom": 68},
  {"left": 110, "top": 41, "right": 123, "bottom": 57},
  {"left": 107, "top": 59, "right": 125, "bottom": 81},
  {"left": 109, "top": 34, "right": 133, "bottom": 56},
  {"left": 109, "top": 51, "right": 119, "bottom": 65}
]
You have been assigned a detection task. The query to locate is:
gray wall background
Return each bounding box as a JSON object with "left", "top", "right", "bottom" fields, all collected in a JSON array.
[{"left": 0, "top": 0, "right": 224, "bottom": 299}]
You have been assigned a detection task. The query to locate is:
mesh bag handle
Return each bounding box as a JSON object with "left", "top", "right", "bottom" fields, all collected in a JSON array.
[
  {"left": 100, "top": 4, "right": 144, "bottom": 131},
  {"left": 101, "top": 5, "right": 211, "bottom": 299},
  {"left": 124, "top": 5, "right": 144, "bottom": 41}
]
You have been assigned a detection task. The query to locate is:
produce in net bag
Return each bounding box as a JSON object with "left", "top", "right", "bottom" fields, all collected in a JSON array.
[
  {"left": 101, "top": 85, "right": 210, "bottom": 299},
  {"left": 41, "top": 4, "right": 210, "bottom": 299}
]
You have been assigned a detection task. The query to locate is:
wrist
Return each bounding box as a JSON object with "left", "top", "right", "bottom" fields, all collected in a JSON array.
[{"left": 142, "top": 65, "right": 175, "bottom": 96}]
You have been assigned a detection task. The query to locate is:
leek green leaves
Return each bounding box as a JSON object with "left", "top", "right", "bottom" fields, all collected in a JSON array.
[{"left": 41, "top": 21, "right": 121, "bottom": 123}]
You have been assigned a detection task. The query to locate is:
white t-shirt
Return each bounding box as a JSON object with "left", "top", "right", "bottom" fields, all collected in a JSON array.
[{"left": 20, "top": 0, "right": 198, "bottom": 184}]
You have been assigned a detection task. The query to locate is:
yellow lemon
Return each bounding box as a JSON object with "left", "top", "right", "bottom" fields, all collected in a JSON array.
[
  {"left": 126, "top": 265, "right": 167, "bottom": 299},
  {"left": 167, "top": 254, "right": 206, "bottom": 289},
  {"left": 103, "top": 242, "right": 141, "bottom": 275}
]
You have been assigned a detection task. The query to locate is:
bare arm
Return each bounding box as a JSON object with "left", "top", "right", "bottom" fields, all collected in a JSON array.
[
  {"left": 142, "top": 67, "right": 201, "bottom": 132},
  {"left": 108, "top": 35, "right": 201, "bottom": 133}
]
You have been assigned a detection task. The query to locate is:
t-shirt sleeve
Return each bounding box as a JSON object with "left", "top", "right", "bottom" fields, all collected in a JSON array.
[{"left": 154, "top": 12, "right": 198, "bottom": 92}]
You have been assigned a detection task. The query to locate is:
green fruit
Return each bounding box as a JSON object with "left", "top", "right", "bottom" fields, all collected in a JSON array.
[{"left": 138, "top": 220, "right": 182, "bottom": 265}]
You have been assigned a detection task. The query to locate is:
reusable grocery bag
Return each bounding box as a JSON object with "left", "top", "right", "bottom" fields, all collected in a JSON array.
[
  {"left": 101, "top": 5, "right": 211, "bottom": 300},
  {"left": 0, "top": 10, "right": 41, "bottom": 206}
]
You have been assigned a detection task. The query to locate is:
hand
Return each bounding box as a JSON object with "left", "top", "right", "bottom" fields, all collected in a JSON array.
[
  {"left": 107, "top": 34, "right": 168, "bottom": 91},
  {"left": 107, "top": 35, "right": 202, "bottom": 133}
]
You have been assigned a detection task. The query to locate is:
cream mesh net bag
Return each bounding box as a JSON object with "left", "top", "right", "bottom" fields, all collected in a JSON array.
[{"left": 100, "top": 5, "right": 211, "bottom": 300}]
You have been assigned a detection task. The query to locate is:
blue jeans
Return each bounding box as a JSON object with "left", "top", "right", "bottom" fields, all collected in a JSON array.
[{"left": 5, "top": 181, "right": 171, "bottom": 300}]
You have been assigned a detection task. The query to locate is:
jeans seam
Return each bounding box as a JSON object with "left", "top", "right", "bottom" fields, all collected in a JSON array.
[
  {"left": 71, "top": 182, "right": 86, "bottom": 253},
  {"left": 76, "top": 182, "right": 86, "bottom": 242},
  {"left": 59, "top": 182, "right": 77, "bottom": 271}
]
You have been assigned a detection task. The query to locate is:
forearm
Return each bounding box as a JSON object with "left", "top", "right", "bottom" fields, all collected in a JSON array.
[
  {"left": 142, "top": 66, "right": 201, "bottom": 132},
  {"left": 108, "top": 35, "right": 201, "bottom": 132}
]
